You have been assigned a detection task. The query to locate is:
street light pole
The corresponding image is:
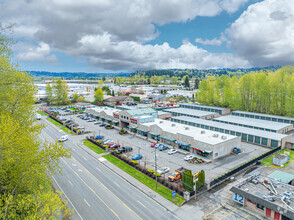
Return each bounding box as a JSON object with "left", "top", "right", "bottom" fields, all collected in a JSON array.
[{"left": 155, "top": 147, "right": 158, "bottom": 188}]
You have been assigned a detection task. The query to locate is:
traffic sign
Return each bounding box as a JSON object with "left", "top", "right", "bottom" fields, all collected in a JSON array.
[{"left": 172, "top": 191, "right": 176, "bottom": 198}]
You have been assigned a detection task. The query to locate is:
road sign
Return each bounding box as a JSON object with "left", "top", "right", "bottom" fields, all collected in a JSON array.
[
  {"left": 172, "top": 191, "right": 176, "bottom": 198},
  {"left": 193, "top": 177, "right": 198, "bottom": 183}
]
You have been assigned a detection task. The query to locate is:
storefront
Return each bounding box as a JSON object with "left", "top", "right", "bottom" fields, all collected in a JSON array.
[
  {"left": 159, "top": 136, "right": 176, "bottom": 145},
  {"left": 175, "top": 141, "right": 191, "bottom": 151},
  {"left": 137, "top": 128, "right": 149, "bottom": 137},
  {"left": 192, "top": 147, "right": 213, "bottom": 158},
  {"left": 149, "top": 132, "right": 160, "bottom": 141}
]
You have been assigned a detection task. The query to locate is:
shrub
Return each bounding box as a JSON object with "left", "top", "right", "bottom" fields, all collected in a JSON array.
[
  {"left": 147, "top": 169, "right": 155, "bottom": 174},
  {"left": 131, "top": 160, "right": 139, "bottom": 165},
  {"left": 103, "top": 145, "right": 109, "bottom": 149},
  {"left": 97, "top": 141, "right": 102, "bottom": 144},
  {"left": 156, "top": 173, "right": 161, "bottom": 177}
]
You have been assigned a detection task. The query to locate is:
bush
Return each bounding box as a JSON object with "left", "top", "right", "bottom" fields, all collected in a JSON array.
[
  {"left": 103, "top": 145, "right": 109, "bottom": 149},
  {"left": 156, "top": 173, "right": 161, "bottom": 177},
  {"left": 97, "top": 141, "right": 102, "bottom": 144},
  {"left": 131, "top": 160, "right": 139, "bottom": 165},
  {"left": 147, "top": 169, "right": 155, "bottom": 174}
]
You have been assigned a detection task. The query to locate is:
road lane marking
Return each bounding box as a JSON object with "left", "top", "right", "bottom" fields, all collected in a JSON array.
[
  {"left": 83, "top": 156, "right": 88, "bottom": 161},
  {"left": 219, "top": 207, "right": 238, "bottom": 220},
  {"left": 62, "top": 159, "right": 120, "bottom": 220},
  {"left": 78, "top": 169, "right": 83, "bottom": 172},
  {"left": 84, "top": 199, "right": 91, "bottom": 207},
  {"left": 95, "top": 167, "right": 101, "bottom": 172},
  {"left": 68, "top": 180, "right": 73, "bottom": 186},
  {"left": 241, "top": 214, "right": 250, "bottom": 220},
  {"left": 72, "top": 148, "right": 76, "bottom": 152},
  {"left": 99, "top": 158, "right": 106, "bottom": 162},
  {"left": 52, "top": 176, "right": 83, "bottom": 220},
  {"left": 72, "top": 164, "right": 77, "bottom": 166},
  {"left": 71, "top": 157, "right": 142, "bottom": 220},
  {"left": 137, "top": 200, "right": 146, "bottom": 208},
  {"left": 113, "top": 181, "right": 120, "bottom": 188}
]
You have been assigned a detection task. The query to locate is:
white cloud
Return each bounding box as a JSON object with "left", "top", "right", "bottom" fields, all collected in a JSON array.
[
  {"left": 1, "top": 0, "right": 251, "bottom": 70},
  {"left": 226, "top": 0, "right": 294, "bottom": 67},
  {"left": 15, "top": 42, "right": 57, "bottom": 63}
]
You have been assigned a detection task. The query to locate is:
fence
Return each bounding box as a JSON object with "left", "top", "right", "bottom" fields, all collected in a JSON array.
[{"left": 209, "top": 146, "right": 281, "bottom": 189}]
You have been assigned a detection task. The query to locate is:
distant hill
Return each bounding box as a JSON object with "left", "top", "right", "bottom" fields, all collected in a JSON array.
[{"left": 28, "top": 71, "right": 130, "bottom": 79}]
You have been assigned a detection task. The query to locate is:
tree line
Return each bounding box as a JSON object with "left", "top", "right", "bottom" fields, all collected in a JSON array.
[{"left": 196, "top": 66, "right": 294, "bottom": 117}]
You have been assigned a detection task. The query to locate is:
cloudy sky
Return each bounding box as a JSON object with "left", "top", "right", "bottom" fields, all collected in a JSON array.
[{"left": 1, "top": 0, "right": 294, "bottom": 72}]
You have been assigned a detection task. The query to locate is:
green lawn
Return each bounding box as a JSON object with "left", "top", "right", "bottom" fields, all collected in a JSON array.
[
  {"left": 261, "top": 149, "right": 294, "bottom": 167},
  {"left": 102, "top": 154, "right": 185, "bottom": 206},
  {"left": 68, "top": 107, "right": 84, "bottom": 113},
  {"left": 37, "top": 110, "right": 48, "bottom": 116},
  {"left": 83, "top": 140, "right": 105, "bottom": 154},
  {"left": 46, "top": 118, "right": 74, "bottom": 134}
]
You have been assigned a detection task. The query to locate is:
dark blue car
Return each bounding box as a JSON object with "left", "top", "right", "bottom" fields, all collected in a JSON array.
[
  {"left": 159, "top": 145, "right": 168, "bottom": 151},
  {"left": 93, "top": 135, "right": 104, "bottom": 140}
]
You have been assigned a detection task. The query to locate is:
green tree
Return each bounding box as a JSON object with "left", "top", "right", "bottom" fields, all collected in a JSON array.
[
  {"left": 194, "top": 78, "right": 200, "bottom": 89},
  {"left": 72, "top": 93, "right": 79, "bottom": 103},
  {"left": 94, "top": 88, "right": 104, "bottom": 103},
  {"left": 171, "top": 76, "right": 178, "bottom": 85},
  {"left": 45, "top": 83, "right": 53, "bottom": 104},
  {"left": 111, "top": 90, "right": 115, "bottom": 96},
  {"left": 183, "top": 75, "right": 190, "bottom": 88},
  {"left": 77, "top": 95, "right": 84, "bottom": 102},
  {"left": 102, "top": 86, "right": 111, "bottom": 95},
  {"left": 52, "top": 78, "right": 69, "bottom": 105},
  {"left": 182, "top": 170, "right": 194, "bottom": 191}
]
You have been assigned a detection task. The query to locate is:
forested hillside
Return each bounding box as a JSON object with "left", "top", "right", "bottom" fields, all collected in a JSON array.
[{"left": 196, "top": 66, "right": 294, "bottom": 117}]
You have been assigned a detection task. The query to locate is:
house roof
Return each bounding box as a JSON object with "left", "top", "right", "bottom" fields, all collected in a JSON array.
[
  {"left": 104, "top": 96, "right": 132, "bottom": 102},
  {"left": 126, "top": 107, "right": 156, "bottom": 116}
]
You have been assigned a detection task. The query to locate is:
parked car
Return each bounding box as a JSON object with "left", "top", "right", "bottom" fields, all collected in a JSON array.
[
  {"left": 184, "top": 155, "right": 195, "bottom": 161},
  {"left": 168, "top": 167, "right": 188, "bottom": 182},
  {"left": 36, "top": 114, "right": 41, "bottom": 120},
  {"left": 151, "top": 143, "right": 157, "bottom": 147},
  {"left": 100, "top": 123, "right": 106, "bottom": 127},
  {"left": 109, "top": 143, "right": 120, "bottom": 148},
  {"left": 60, "top": 118, "right": 67, "bottom": 122},
  {"left": 94, "top": 121, "right": 101, "bottom": 125},
  {"left": 132, "top": 154, "right": 143, "bottom": 160},
  {"left": 58, "top": 135, "right": 68, "bottom": 142},
  {"left": 102, "top": 139, "right": 111, "bottom": 144},
  {"left": 117, "top": 146, "right": 133, "bottom": 154},
  {"left": 93, "top": 135, "right": 104, "bottom": 140},
  {"left": 168, "top": 149, "right": 178, "bottom": 155},
  {"left": 155, "top": 144, "right": 163, "bottom": 149},
  {"left": 159, "top": 145, "right": 169, "bottom": 151},
  {"left": 157, "top": 167, "right": 170, "bottom": 175},
  {"left": 88, "top": 119, "right": 95, "bottom": 122}
]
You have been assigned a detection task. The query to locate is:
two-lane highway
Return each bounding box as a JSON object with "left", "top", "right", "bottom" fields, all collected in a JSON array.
[{"left": 40, "top": 119, "right": 180, "bottom": 220}]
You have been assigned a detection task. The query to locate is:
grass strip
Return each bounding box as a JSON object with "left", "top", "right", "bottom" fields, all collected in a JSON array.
[
  {"left": 46, "top": 118, "right": 74, "bottom": 134},
  {"left": 102, "top": 154, "right": 184, "bottom": 206},
  {"left": 83, "top": 140, "right": 105, "bottom": 154},
  {"left": 261, "top": 149, "right": 294, "bottom": 167}
]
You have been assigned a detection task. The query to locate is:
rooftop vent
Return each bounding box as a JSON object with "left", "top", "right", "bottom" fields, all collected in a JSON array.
[
  {"left": 185, "top": 127, "right": 189, "bottom": 130},
  {"left": 221, "top": 135, "right": 227, "bottom": 140},
  {"left": 213, "top": 134, "right": 219, "bottom": 138},
  {"left": 201, "top": 130, "right": 205, "bottom": 134},
  {"left": 171, "top": 123, "right": 176, "bottom": 127},
  {"left": 159, "top": 121, "right": 164, "bottom": 124}
]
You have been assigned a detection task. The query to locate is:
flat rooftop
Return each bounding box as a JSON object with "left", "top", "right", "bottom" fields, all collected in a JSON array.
[
  {"left": 89, "top": 107, "right": 120, "bottom": 116},
  {"left": 231, "top": 174, "right": 294, "bottom": 219},
  {"left": 180, "top": 103, "right": 229, "bottom": 111},
  {"left": 172, "top": 115, "right": 289, "bottom": 141},
  {"left": 214, "top": 115, "right": 292, "bottom": 131},
  {"left": 233, "top": 110, "right": 294, "bottom": 122},
  {"left": 142, "top": 118, "right": 238, "bottom": 145},
  {"left": 163, "top": 107, "right": 217, "bottom": 117}
]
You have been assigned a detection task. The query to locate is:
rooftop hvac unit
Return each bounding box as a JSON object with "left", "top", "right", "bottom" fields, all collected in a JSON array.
[
  {"left": 221, "top": 135, "right": 227, "bottom": 140},
  {"left": 159, "top": 121, "right": 164, "bottom": 124},
  {"left": 201, "top": 130, "right": 205, "bottom": 134},
  {"left": 213, "top": 134, "right": 219, "bottom": 138},
  {"left": 171, "top": 123, "right": 176, "bottom": 127},
  {"left": 185, "top": 127, "right": 189, "bottom": 130}
]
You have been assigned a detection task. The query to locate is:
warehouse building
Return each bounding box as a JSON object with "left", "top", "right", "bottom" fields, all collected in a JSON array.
[
  {"left": 232, "top": 111, "right": 294, "bottom": 126},
  {"left": 119, "top": 108, "right": 157, "bottom": 128},
  {"left": 179, "top": 103, "right": 231, "bottom": 115},
  {"left": 85, "top": 107, "right": 121, "bottom": 126},
  {"left": 135, "top": 118, "right": 241, "bottom": 160},
  {"left": 213, "top": 115, "right": 293, "bottom": 134},
  {"left": 171, "top": 116, "right": 292, "bottom": 148},
  {"left": 162, "top": 107, "right": 219, "bottom": 119},
  {"left": 231, "top": 173, "right": 294, "bottom": 220}
]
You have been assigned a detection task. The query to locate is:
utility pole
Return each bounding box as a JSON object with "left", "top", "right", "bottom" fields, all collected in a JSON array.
[{"left": 155, "top": 147, "right": 158, "bottom": 188}]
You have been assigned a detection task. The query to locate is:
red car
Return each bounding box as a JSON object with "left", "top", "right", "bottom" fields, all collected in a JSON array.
[
  {"left": 109, "top": 143, "right": 120, "bottom": 148},
  {"left": 151, "top": 143, "right": 156, "bottom": 147}
]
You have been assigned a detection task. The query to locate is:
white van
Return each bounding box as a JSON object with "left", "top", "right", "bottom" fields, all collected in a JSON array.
[{"left": 36, "top": 114, "right": 41, "bottom": 120}]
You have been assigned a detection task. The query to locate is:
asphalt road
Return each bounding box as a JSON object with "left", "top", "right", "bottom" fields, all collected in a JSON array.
[{"left": 40, "top": 118, "right": 180, "bottom": 220}]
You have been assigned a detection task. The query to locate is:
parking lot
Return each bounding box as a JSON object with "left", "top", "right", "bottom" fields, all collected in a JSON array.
[{"left": 57, "top": 110, "right": 270, "bottom": 182}]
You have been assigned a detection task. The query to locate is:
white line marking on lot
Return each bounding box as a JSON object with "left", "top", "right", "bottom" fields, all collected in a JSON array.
[
  {"left": 72, "top": 163, "right": 77, "bottom": 166},
  {"left": 68, "top": 180, "right": 73, "bottom": 186},
  {"left": 78, "top": 169, "right": 83, "bottom": 172},
  {"left": 52, "top": 176, "right": 83, "bottom": 220},
  {"left": 84, "top": 198, "right": 91, "bottom": 207},
  {"left": 83, "top": 156, "right": 87, "bottom": 161},
  {"left": 137, "top": 200, "right": 146, "bottom": 208},
  {"left": 113, "top": 181, "right": 120, "bottom": 188},
  {"left": 72, "top": 148, "right": 76, "bottom": 152},
  {"left": 58, "top": 129, "right": 63, "bottom": 133},
  {"left": 99, "top": 158, "right": 106, "bottom": 162},
  {"left": 95, "top": 167, "right": 101, "bottom": 172}
]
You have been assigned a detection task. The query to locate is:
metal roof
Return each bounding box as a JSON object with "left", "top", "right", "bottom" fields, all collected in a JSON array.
[
  {"left": 214, "top": 115, "right": 292, "bottom": 131},
  {"left": 233, "top": 110, "right": 294, "bottom": 122},
  {"left": 172, "top": 116, "right": 289, "bottom": 141},
  {"left": 268, "top": 171, "right": 294, "bottom": 184},
  {"left": 125, "top": 107, "right": 156, "bottom": 116},
  {"left": 180, "top": 103, "right": 229, "bottom": 111},
  {"left": 163, "top": 107, "right": 217, "bottom": 117}
]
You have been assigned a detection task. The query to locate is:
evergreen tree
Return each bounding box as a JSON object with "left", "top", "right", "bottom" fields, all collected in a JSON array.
[
  {"left": 183, "top": 75, "right": 190, "bottom": 88},
  {"left": 194, "top": 78, "right": 200, "bottom": 89},
  {"left": 72, "top": 93, "right": 79, "bottom": 102}
]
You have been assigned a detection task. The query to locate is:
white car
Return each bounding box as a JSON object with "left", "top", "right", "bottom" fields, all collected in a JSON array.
[
  {"left": 157, "top": 167, "right": 170, "bottom": 175},
  {"left": 36, "top": 114, "right": 41, "bottom": 120},
  {"left": 184, "top": 155, "right": 195, "bottom": 161},
  {"left": 168, "top": 149, "right": 178, "bottom": 155},
  {"left": 58, "top": 135, "right": 68, "bottom": 142}
]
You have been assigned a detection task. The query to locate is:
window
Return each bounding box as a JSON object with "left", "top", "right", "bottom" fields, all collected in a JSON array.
[
  {"left": 256, "top": 203, "right": 264, "bottom": 211},
  {"left": 215, "top": 153, "right": 218, "bottom": 157}
]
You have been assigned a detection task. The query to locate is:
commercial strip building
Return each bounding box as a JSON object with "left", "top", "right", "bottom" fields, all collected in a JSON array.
[
  {"left": 230, "top": 173, "right": 294, "bottom": 220},
  {"left": 134, "top": 118, "right": 241, "bottom": 161},
  {"left": 232, "top": 111, "right": 294, "bottom": 126},
  {"left": 213, "top": 115, "right": 293, "bottom": 134},
  {"left": 162, "top": 107, "right": 219, "bottom": 120},
  {"left": 171, "top": 116, "right": 292, "bottom": 148},
  {"left": 85, "top": 107, "right": 121, "bottom": 126},
  {"left": 179, "top": 103, "right": 231, "bottom": 115}
]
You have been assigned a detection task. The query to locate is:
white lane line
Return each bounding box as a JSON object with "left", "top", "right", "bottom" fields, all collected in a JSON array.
[
  {"left": 113, "top": 181, "right": 120, "bottom": 188},
  {"left": 52, "top": 176, "right": 83, "bottom": 220},
  {"left": 72, "top": 163, "right": 77, "bottom": 166},
  {"left": 83, "top": 156, "right": 88, "bottom": 161},
  {"left": 72, "top": 148, "right": 76, "bottom": 152},
  {"left": 84, "top": 198, "right": 91, "bottom": 207},
  {"left": 95, "top": 167, "right": 101, "bottom": 172},
  {"left": 78, "top": 169, "right": 83, "bottom": 172},
  {"left": 137, "top": 200, "right": 146, "bottom": 208},
  {"left": 68, "top": 180, "right": 73, "bottom": 186}
]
